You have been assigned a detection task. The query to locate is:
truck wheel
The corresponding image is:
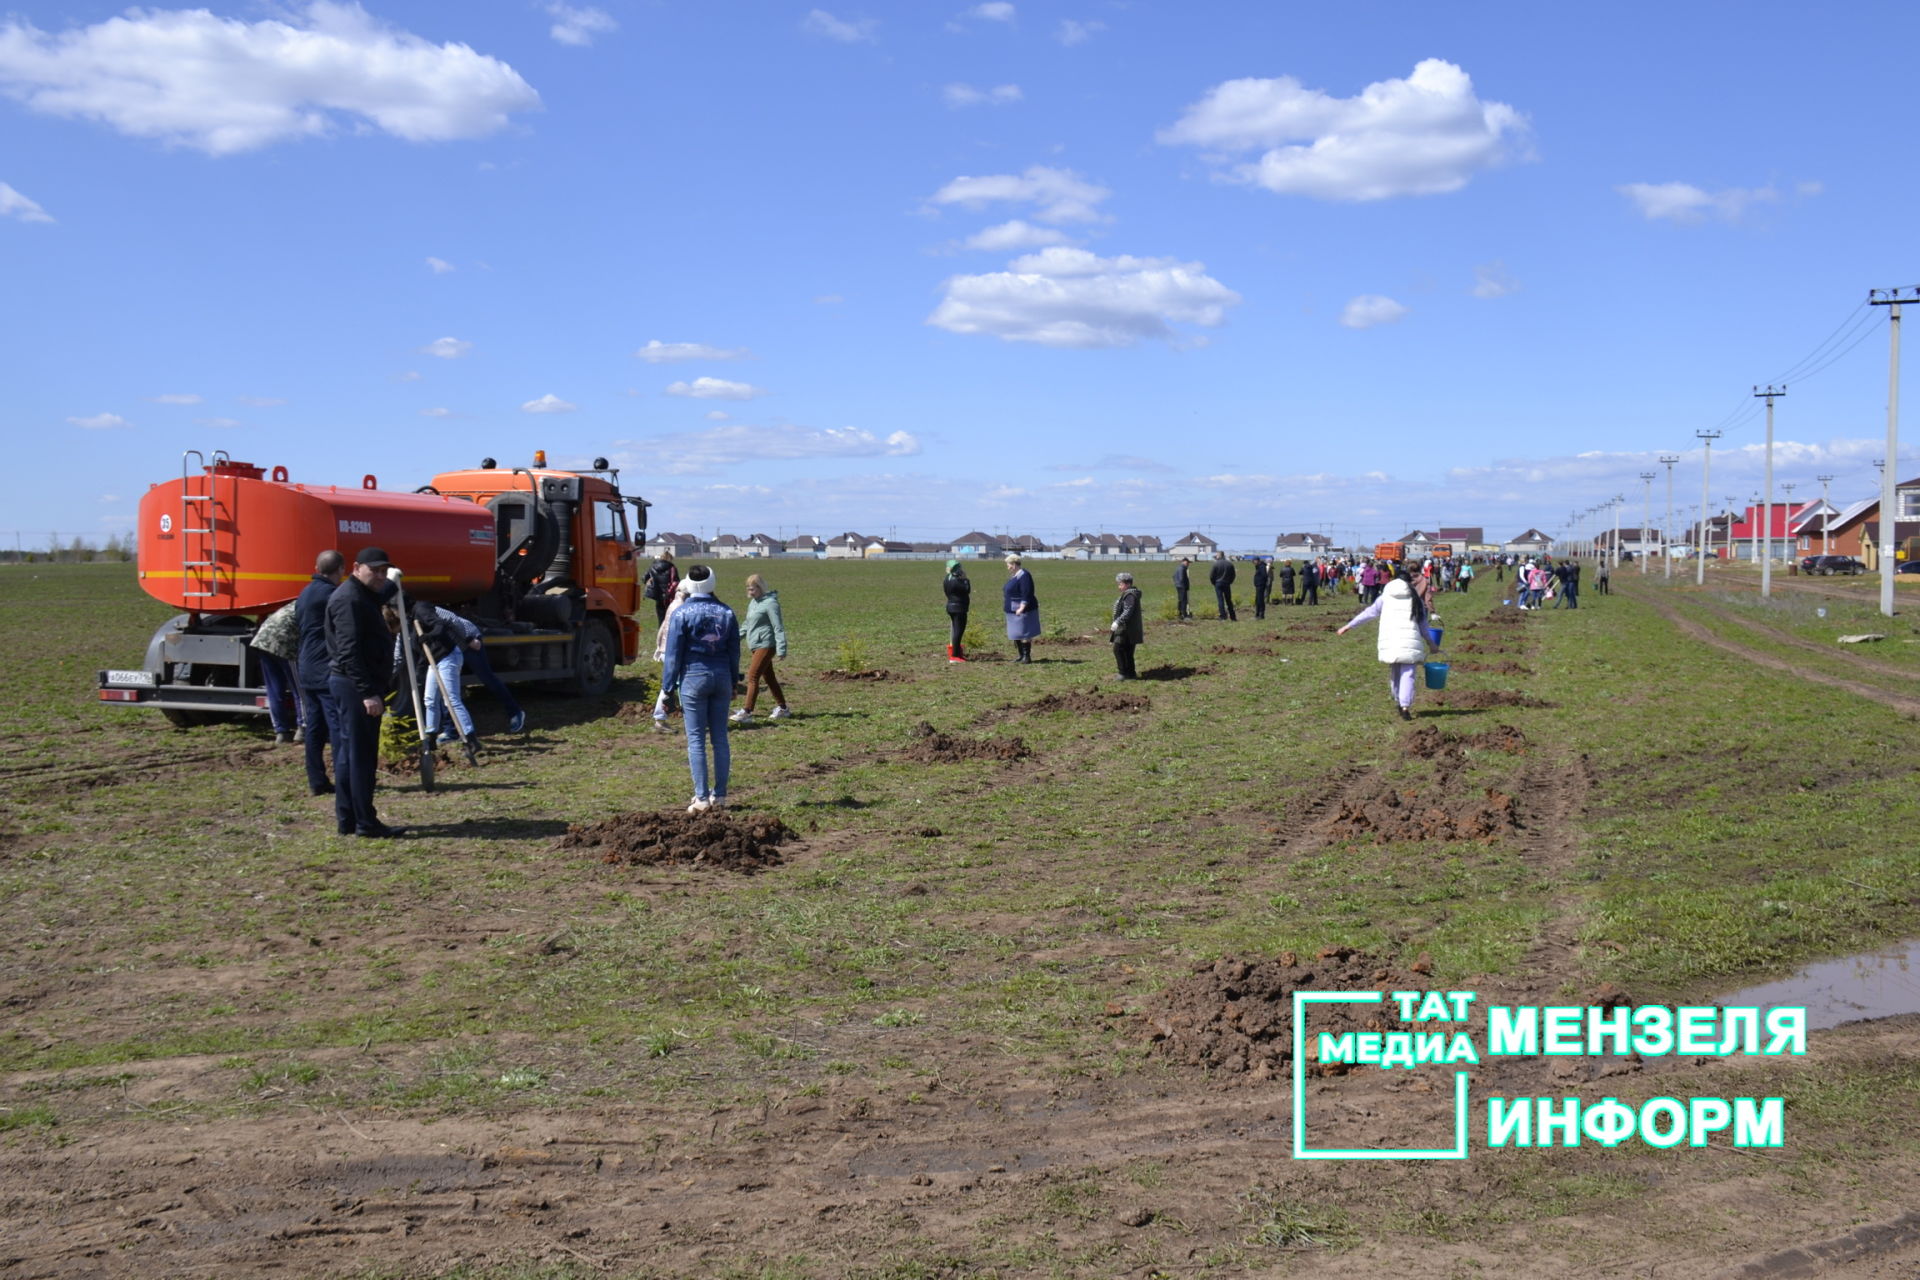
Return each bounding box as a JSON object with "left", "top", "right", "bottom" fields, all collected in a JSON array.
[
  {"left": 161, "top": 708, "right": 208, "bottom": 729},
  {"left": 570, "top": 620, "right": 616, "bottom": 697}
]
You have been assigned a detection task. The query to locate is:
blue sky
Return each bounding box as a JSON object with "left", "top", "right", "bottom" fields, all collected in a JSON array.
[{"left": 3, "top": 0, "right": 1914, "bottom": 550}]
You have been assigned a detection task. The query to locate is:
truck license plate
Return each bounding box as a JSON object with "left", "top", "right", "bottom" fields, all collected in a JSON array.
[{"left": 105, "top": 669, "right": 158, "bottom": 687}]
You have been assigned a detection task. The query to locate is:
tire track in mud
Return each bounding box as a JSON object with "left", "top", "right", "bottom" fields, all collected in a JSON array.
[
  {"left": 0, "top": 741, "right": 275, "bottom": 800},
  {"left": 1626, "top": 583, "right": 1920, "bottom": 716},
  {"left": 1669, "top": 590, "right": 1920, "bottom": 683}
]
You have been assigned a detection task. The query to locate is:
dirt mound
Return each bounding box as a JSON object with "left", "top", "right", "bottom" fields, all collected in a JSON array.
[
  {"left": 1286, "top": 620, "right": 1338, "bottom": 633},
  {"left": 1404, "top": 723, "right": 1531, "bottom": 759},
  {"left": 901, "top": 722, "right": 1031, "bottom": 763},
  {"left": 1142, "top": 947, "right": 1408, "bottom": 1078},
  {"left": 379, "top": 745, "right": 471, "bottom": 777},
  {"left": 1037, "top": 633, "right": 1097, "bottom": 646},
  {"left": 1272, "top": 633, "right": 1327, "bottom": 644},
  {"left": 1450, "top": 659, "right": 1533, "bottom": 675},
  {"left": 1483, "top": 605, "right": 1528, "bottom": 624},
  {"left": 1207, "top": 644, "right": 1281, "bottom": 657},
  {"left": 1327, "top": 778, "right": 1518, "bottom": 843},
  {"left": 1005, "top": 690, "right": 1150, "bottom": 716},
  {"left": 818, "top": 668, "right": 902, "bottom": 682},
  {"left": 1429, "top": 690, "right": 1556, "bottom": 709},
  {"left": 560, "top": 809, "right": 794, "bottom": 873}
]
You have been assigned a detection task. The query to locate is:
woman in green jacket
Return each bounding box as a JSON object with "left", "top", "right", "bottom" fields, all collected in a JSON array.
[{"left": 732, "top": 573, "right": 790, "bottom": 721}]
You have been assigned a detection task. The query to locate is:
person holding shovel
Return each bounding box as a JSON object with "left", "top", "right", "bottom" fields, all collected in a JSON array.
[{"left": 1335, "top": 574, "right": 1431, "bottom": 722}]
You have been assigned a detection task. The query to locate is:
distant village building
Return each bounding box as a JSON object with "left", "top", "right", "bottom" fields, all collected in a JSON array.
[
  {"left": 1503, "top": 528, "right": 1553, "bottom": 556},
  {"left": 949, "top": 531, "right": 1004, "bottom": 558},
  {"left": 1272, "top": 532, "right": 1333, "bottom": 557},
  {"left": 1168, "top": 531, "right": 1219, "bottom": 558},
  {"left": 825, "top": 532, "right": 873, "bottom": 559},
  {"left": 644, "top": 532, "right": 702, "bottom": 560},
  {"left": 785, "top": 534, "right": 824, "bottom": 555},
  {"left": 1822, "top": 475, "right": 1920, "bottom": 567},
  {"left": 1003, "top": 534, "right": 1052, "bottom": 555},
  {"left": 1592, "top": 527, "right": 1666, "bottom": 559},
  {"left": 707, "top": 533, "right": 745, "bottom": 558}
]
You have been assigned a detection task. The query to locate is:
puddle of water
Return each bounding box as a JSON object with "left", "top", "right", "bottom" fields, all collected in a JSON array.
[{"left": 1715, "top": 940, "right": 1920, "bottom": 1031}]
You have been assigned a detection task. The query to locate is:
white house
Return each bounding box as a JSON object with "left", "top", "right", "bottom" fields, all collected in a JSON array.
[
  {"left": 1168, "top": 531, "right": 1218, "bottom": 558},
  {"left": 949, "top": 530, "right": 1003, "bottom": 557}
]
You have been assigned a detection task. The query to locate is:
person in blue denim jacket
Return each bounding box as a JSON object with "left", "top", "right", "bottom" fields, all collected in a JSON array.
[{"left": 659, "top": 565, "right": 743, "bottom": 812}]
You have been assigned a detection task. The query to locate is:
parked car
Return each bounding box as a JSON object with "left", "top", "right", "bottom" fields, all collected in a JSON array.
[
  {"left": 1897, "top": 560, "right": 1920, "bottom": 575},
  {"left": 1800, "top": 555, "right": 1866, "bottom": 576}
]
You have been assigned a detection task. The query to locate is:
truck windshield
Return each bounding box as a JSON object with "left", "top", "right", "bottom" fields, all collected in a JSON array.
[{"left": 594, "top": 500, "right": 628, "bottom": 544}]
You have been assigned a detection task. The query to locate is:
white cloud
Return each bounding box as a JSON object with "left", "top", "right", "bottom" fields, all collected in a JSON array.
[
  {"left": 804, "top": 10, "right": 876, "bottom": 43},
  {"left": 426, "top": 256, "right": 454, "bottom": 273},
  {"left": 665, "top": 377, "right": 768, "bottom": 401},
  {"left": 1339, "top": 295, "right": 1408, "bottom": 329},
  {"left": 1616, "top": 181, "right": 1784, "bottom": 223},
  {"left": 970, "top": 3, "right": 1017, "bottom": 21},
  {"left": 928, "top": 165, "right": 1111, "bottom": 224},
  {"left": 0, "top": 180, "right": 52, "bottom": 223},
  {"left": 1158, "top": 59, "right": 1528, "bottom": 201},
  {"left": 422, "top": 336, "right": 472, "bottom": 358},
  {"left": 1047, "top": 454, "right": 1174, "bottom": 473},
  {"left": 545, "top": 3, "right": 617, "bottom": 47},
  {"left": 960, "top": 220, "right": 1073, "bottom": 252},
  {"left": 0, "top": 3, "right": 541, "bottom": 156},
  {"left": 67, "top": 412, "right": 127, "bottom": 429},
  {"left": 146, "top": 393, "right": 202, "bottom": 405},
  {"left": 420, "top": 407, "right": 454, "bottom": 418},
  {"left": 1471, "top": 261, "right": 1519, "bottom": 299},
  {"left": 625, "top": 424, "right": 920, "bottom": 474},
  {"left": 1055, "top": 18, "right": 1104, "bottom": 45},
  {"left": 944, "top": 82, "right": 1022, "bottom": 108},
  {"left": 236, "top": 395, "right": 286, "bottom": 407},
  {"left": 520, "top": 393, "right": 576, "bottom": 413},
  {"left": 634, "top": 339, "right": 750, "bottom": 364},
  {"left": 196, "top": 416, "right": 243, "bottom": 428},
  {"left": 705, "top": 410, "right": 730, "bottom": 421},
  {"left": 929, "top": 246, "right": 1240, "bottom": 348},
  {"left": 394, "top": 369, "right": 423, "bottom": 382}
]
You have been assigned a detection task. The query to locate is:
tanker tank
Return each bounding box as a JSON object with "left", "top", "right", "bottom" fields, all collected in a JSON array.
[{"left": 137, "top": 458, "right": 496, "bottom": 615}]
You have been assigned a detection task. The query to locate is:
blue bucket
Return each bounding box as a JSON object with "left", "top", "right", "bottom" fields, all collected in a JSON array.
[
  {"left": 1423, "top": 661, "right": 1450, "bottom": 690},
  {"left": 1427, "top": 626, "right": 1444, "bottom": 648}
]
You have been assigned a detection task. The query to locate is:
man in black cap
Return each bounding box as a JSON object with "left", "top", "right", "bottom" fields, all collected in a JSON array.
[{"left": 324, "top": 547, "right": 406, "bottom": 838}]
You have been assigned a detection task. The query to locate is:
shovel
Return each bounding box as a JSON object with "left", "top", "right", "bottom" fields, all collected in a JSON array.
[
  {"left": 387, "top": 569, "right": 437, "bottom": 792},
  {"left": 413, "top": 616, "right": 480, "bottom": 767}
]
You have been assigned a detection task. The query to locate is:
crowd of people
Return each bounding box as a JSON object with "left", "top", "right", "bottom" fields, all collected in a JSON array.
[{"left": 270, "top": 543, "right": 1603, "bottom": 832}]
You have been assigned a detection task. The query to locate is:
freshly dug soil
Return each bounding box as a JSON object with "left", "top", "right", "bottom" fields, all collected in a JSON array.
[
  {"left": 818, "top": 668, "right": 902, "bottom": 682},
  {"left": 1403, "top": 723, "right": 1531, "bottom": 758},
  {"left": 379, "top": 745, "right": 468, "bottom": 777},
  {"left": 1428, "top": 690, "right": 1556, "bottom": 709},
  {"left": 1206, "top": 644, "right": 1281, "bottom": 657},
  {"left": 1037, "top": 634, "right": 1097, "bottom": 646},
  {"left": 901, "top": 721, "right": 1031, "bottom": 763},
  {"left": 1327, "top": 777, "right": 1519, "bottom": 843},
  {"left": 1271, "top": 633, "right": 1327, "bottom": 644},
  {"left": 1138, "top": 663, "right": 1215, "bottom": 681},
  {"left": 1484, "top": 605, "right": 1529, "bottom": 623},
  {"left": 1142, "top": 947, "right": 1409, "bottom": 1078},
  {"left": 560, "top": 809, "right": 794, "bottom": 873},
  {"left": 1453, "top": 640, "right": 1519, "bottom": 655},
  {"left": 1004, "top": 690, "right": 1150, "bottom": 716},
  {"left": 1450, "top": 659, "right": 1533, "bottom": 675}
]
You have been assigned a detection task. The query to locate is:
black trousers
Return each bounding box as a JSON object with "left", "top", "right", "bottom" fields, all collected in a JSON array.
[
  {"left": 1113, "top": 641, "right": 1137, "bottom": 679},
  {"left": 1253, "top": 584, "right": 1268, "bottom": 618},
  {"left": 1304, "top": 582, "right": 1318, "bottom": 605},
  {"left": 326, "top": 675, "right": 384, "bottom": 833},
  {"left": 300, "top": 685, "right": 334, "bottom": 793},
  {"left": 1175, "top": 586, "right": 1189, "bottom": 618},
  {"left": 1214, "top": 585, "right": 1236, "bottom": 620},
  {"left": 948, "top": 611, "right": 967, "bottom": 647}
]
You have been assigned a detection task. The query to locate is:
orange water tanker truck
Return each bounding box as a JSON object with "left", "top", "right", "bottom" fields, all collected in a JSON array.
[{"left": 98, "top": 449, "right": 649, "bottom": 725}]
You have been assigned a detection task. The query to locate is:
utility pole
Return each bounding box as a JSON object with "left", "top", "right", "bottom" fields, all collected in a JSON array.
[
  {"left": 1782, "top": 481, "right": 1797, "bottom": 564},
  {"left": 1696, "top": 431, "right": 1721, "bottom": 585},
  {"left": 1726, "top": 496, "right": 1740, "bottom": 563},
  {"left": 1661, "top": 455, "right": 1680, "bottom": 579},
  {"left": 1639, "top": 472, "right": 1656, "bottom": 572},
  {"left": 1611, "top": 496, "right": 1623, "bottom": 570},
  {"left": 1755, "top": 385, "right": 1786, "bottom": 596},
  {"left": 1750, "top": 494, "right": 1761, "bottom": 569},
  {"left": 1818, "top": 474, "right": 1835, "bottom": 556},
  {"left": 1869, "top": 287, "right": 1913, "bottom": 617}
]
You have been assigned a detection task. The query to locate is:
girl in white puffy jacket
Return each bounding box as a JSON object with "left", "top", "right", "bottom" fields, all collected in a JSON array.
[{"left": 1336, "top": 576, "right": 1431, "bottom": 721}]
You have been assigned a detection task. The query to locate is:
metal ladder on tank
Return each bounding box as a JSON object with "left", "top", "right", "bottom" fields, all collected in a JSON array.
[{"left": 179, "top": 449, "right": 231, "bottom": 605}]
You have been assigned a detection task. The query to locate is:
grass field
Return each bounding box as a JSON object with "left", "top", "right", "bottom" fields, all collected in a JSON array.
[{"left": 5, "top": 559, "right": 1920, "bottom": 1277}]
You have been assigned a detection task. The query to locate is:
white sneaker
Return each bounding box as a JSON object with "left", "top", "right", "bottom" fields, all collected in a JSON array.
[
  {"left": 768, "top": 706, "right": 790, "bottom": 720},
  {"left": 729, "top": 709, "right": 751, "bottom": 723},
  {"left": 687, "top": 797, "right": 712, "bottom": 814},
  {"left": 710, "top": 796, "right": 727, "bottom": 810}
]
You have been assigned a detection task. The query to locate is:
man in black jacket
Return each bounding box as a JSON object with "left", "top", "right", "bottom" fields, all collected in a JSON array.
[
  {"left": 1252, "top": 557, "right": 1271, "bottom": 620},
  {"left": 1210, "top": 551, "right": 1237, "bottom": 620},
  {"left": 325, "top": 547, "right": 405, "bottom": 839},
  {"left": 1109, "top": 572, "right": 1143, "bottom": 679},
  {"left": 1173, "top": 558, "right": 1191, "bottom": 620},
  {"left": 294, "top": 550, "right": 344, "bottom": 796},
  {"left": 1301, "top": 560, "right": 1319, "bottom": 606}
]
